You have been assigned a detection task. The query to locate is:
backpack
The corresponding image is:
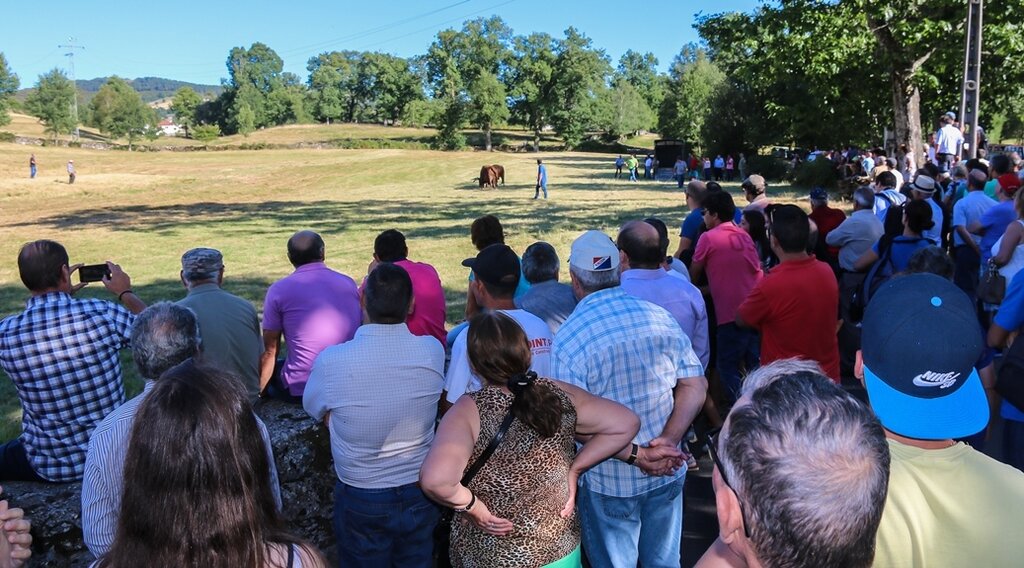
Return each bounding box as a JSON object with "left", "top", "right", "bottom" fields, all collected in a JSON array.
[
  {"left": 997, "top": 336, "right": 1024, "bottom": 411},
  {"left": 849, "top": 236, "right": 933, "bottom": 322}
]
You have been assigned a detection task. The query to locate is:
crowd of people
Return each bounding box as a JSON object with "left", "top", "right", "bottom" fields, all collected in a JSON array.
[
  {"left": 614, "top": 153, "right": 748, "bottom": 187},
  {"left": 1, "top": 122, "right": 1024, "bottom": 567}
]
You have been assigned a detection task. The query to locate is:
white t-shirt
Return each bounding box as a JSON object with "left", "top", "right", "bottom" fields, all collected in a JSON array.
[
  {"left": 444, "top": 309, "right": 552, "bottom": 403},
  {"left": 936, "top": 124, "right": 964, "bottom": 155}
]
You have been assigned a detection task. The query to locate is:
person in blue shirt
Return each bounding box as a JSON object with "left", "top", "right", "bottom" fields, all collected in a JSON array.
[
  {"left": 534, "top": 159, "right": 548, "bottom": 199},
  {"left": 987, "top": 269, "right": 1024, "bottom": 472}
]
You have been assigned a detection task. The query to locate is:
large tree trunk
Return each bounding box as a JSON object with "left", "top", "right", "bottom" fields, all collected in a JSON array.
[
  {"left": 532, "top": 128, "right": 540, "bottom": 152},
  {"left": 891, "top": 68, "right": 922, "bottom": 164},
  {"left": 484, "top": 126, "right": 492, "bottom": 151}
]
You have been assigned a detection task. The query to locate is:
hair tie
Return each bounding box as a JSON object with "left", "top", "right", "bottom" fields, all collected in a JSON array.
[{"left": 509, "top": 370, "right": 538, "bottom": 396}]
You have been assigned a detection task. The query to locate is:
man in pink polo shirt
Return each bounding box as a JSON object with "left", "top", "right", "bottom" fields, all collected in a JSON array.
[
  {"left": 260, "top": 230, "right": 362, "bottom": 402},
  {"left": 690, "top": 190, "right": 764, "bottom": 404},
  {"left": 362, "top": 229, "right": 446, "bottom": 345}
]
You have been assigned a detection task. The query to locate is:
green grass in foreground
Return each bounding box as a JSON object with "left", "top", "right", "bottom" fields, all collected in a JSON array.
[{"left": 0, "top": 142, "right": 813, "bottom": 440}]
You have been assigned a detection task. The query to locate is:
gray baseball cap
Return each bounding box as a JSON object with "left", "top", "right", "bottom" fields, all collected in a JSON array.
[{"left": 181, "top": 247, "right": 224, "bottom": 273}]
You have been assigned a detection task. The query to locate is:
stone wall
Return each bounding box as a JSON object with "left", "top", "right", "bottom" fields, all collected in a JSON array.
[{"left": 2, "top": 400, "right": 337, "bottom": 567}]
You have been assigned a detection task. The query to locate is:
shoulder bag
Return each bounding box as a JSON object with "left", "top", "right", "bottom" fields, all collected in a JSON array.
[{"left": 433, "top": 411, "right": 516, "bottom": 568}]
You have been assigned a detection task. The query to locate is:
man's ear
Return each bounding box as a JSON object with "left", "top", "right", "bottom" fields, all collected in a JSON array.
[
  {"left": 713, "top": 469, "right": 745, "bottom": 546},
  {"left": 619, "top": 250, "right": 630, "bottom": 270},
  {"left": 180, "top": 271, "right": 187, "bottom": 289},
  {"left": 854, "top": 350, "right": 865, "bottom": 385}
]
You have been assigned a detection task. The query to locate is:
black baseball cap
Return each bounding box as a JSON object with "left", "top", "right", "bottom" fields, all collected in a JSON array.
[{"left": 462, "top": 244, "right": 520, "bottom": 288}]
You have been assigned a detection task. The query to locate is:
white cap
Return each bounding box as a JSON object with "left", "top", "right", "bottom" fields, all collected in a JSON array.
[{"left": 569, "top": 230, "right": 619, "bottom": 272}]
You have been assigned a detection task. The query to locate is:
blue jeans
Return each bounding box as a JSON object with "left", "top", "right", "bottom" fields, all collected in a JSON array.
[
  {"left": 717, "top": 323, "right": 760, "bottom": 404},
  {"left": 629, "top": 168, "right": 638, "bottom": 182},
  {"left": 30, "top": 165, "right": 36, "bottom": 178},
  {"left": 577, "top": 478, "right": 684, "bottom": 568},
  {"left": 1004, "top": 419, "right": 1024, "bottom": 473},
  {"left": 334, "top": 481, "right": 439, "bottom": 568},
  {"left": 535, "top": 183, "right": 548, "bottom": 198}
]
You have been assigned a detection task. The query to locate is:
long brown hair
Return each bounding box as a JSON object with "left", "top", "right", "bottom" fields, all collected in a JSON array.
[
  {"left": 467, "top": 312, "right": 564, "bottom": 438},
  {"left": 98, "top": 360, "right": 312, "bottom": 568}
]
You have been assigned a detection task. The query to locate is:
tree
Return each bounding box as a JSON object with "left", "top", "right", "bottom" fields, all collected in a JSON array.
[
  {"left": 191, "top": 123, "right": 221, "bottom": 145},
  {"left": 0, "top": 52, "right": 19, "bottom": 127},
  {"left": 595, "top": 78, "right": 654, "bottom": 140},
  {"left": 658, "top": 46, "right": 726, "bottom": 152},
  {"left": 170, "top": 86, "right": 202, "bottom": 137},
  {"left": 24, "top": 68, "right": 77, "bottom": 143},
  {"left": 507, "top": 32, "right": 557, "bottom": 151},
  {"left": 236, "top": 103, "right": 255, "bottom": 137},
  {"left": 549, "top": 28, "right": 611, "bottom": 149},
  {"left": 458, "top": 17, "right": 512, "bottom": 150},
  {"left": 308, "top": 64, "right": 344, "bottom": 124},
  {"left": 426, "top": 29, "right": 468, "bottom": 150},
  {"left": 88, "top": 76, "right": 157, "bottom": 150},
  {"left": 617, "top": 50, "right": 664, "bottom": 120}
]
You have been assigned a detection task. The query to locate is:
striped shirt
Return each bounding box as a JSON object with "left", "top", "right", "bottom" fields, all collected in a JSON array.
[
  {"left": 0, "top": 292, "right": 133, "bottom": 481},
  {"left": 81, "top": 381, "right": 283, "bottom": 557},
  {"left": 551, "top": 286, "right": 703, "bottom": 498}
]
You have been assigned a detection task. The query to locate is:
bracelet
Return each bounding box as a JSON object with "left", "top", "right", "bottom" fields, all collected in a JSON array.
[
  {"left": 454, "top": 492, "right": 476, "bottom": 513},
  {"left": 626, "top": 443, "right": 639, "bottom": 465},
  {"left": 118, "top": 290, "right": 134, "bottom": 302}
]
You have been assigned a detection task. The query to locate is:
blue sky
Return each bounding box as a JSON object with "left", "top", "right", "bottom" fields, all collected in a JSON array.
[{"left": 1, "top": 0, "right": 761, "bottom": 87}]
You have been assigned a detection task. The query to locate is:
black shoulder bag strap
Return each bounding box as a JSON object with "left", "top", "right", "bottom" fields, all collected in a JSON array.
[{"left": 461, "top": 411, "right": 516, "bottom": 486}]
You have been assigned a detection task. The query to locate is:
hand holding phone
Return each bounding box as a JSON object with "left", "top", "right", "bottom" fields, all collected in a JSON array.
[{"left": 78, "top": 264, "right": 111, "bottom": 284}]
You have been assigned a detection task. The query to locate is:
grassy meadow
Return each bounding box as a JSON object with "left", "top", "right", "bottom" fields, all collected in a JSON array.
[{"left": 0, "top": 118, "right": 807, "bottom": 439}]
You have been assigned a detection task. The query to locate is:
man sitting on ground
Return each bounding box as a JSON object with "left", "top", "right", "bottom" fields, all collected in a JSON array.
[
  {"left": 304, "top": 264, "right": 443, "bottom": 567},
  {"left": 82, "top": 302, "right": 282, "bottom": 557},
  {"left": 0, "top": 240, "right": 144, "bottom": 482},
  {"left": 260, "top": 231, "right": 361, "bottom": 403},
  {"left": 696, "top": 359, "right": 890, "bottom": 568},
  {"left": 860, "top": 274, "right": 1024, "bottom": 566},
  {"left": 514, "top": 241, "right": 577, "bottom": 334},
  {"left": 365, "top": 229, "right": 446, "bottom": 345},
  {"left": 177, "top": 247, "right": 263, "bottom": 403}
]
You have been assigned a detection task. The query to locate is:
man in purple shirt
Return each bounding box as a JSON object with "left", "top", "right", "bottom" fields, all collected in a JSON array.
[
  {"left": 260, "top": 231, "right": 361, "bottom": 402},
  {"left": 617, "top": 220, "right": 709, "bottom": 369}
]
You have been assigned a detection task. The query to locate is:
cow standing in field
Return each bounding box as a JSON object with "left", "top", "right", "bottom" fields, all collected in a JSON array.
[{"left": 477, "top": 165, "right": 506, "bottom": 189}]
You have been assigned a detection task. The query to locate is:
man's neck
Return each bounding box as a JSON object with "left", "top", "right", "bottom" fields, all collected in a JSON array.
[
  {"left": 186, "top": 279, "right": 219, "bottom": 291},
  {"left": 776, "top": 251, "right": 810, "bottom": 263},
  {"left": 30, "top": 287, "right": 64, "bottom": 298},
  {"left": 487, "top": 299, "right": 517, "bottom": 311},
  {"left": 884, "top": 428, "right": 956, "bottom": 450}
]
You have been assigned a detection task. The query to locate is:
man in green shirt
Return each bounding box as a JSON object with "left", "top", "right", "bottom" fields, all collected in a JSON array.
[
  {"left": 626, "top": 155, "right": 639, "bottom": 182},
  {"left": 176, "top": 247, "right": 263, "bottom": 402}
]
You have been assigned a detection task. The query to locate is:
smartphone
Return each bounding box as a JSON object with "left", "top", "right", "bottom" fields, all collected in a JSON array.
[{"left": 78, "top": 264, "right": 111, "bottom": 284}]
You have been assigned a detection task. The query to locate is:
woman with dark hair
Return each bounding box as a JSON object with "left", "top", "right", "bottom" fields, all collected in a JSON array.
[
  {"left": 740, "top": 209, "right": 775, "bottom": 271},
  {"left": 854, "top": 200, "right": 935, "bottom": 274},
  {"left": 95, "top": 361, "right": 325, "bottom": 568},
  {"left": 421, "top": 313, "right": 662, "bottom": 567}
]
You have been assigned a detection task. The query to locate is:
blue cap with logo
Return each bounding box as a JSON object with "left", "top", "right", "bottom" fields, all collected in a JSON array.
[{"left": 861, "top": 273, "right": 988, "bottom": 440}]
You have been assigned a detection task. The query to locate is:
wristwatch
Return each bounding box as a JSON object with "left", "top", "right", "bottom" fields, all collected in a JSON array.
[{"left": 626, "top": 443, "right": 639, "bottom": 465}]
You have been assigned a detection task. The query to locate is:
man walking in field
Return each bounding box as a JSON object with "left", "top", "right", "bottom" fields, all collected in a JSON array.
[
  {"left": 67, "top": 160, "right": 75, "bottom": 184},
  {"left": 534, "top": 159, "right": 548, "bottom": 199},
  {"left": 29, "top": 154, "right": 36, "bottom": 179}
]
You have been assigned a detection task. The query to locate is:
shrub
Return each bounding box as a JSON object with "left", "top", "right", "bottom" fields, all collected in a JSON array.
[
  {"left": 791, "top": 157, "right": 838, "bottom": 189},
  {"left": 745, "top": 155, "right": 788, "bottom": 182},
  {"left": 0, "top": 131, "right": 14, "bottom": 143}
]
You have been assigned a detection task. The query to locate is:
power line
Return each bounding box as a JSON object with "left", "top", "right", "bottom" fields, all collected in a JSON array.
[
  {"left": 354, "top": 0, "right": 519, "bottom": 52},
  {"left": 58, "top": 38, "right": 84, "bottom": 140}
]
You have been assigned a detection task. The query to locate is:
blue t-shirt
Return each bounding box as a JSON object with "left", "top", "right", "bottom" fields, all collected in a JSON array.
[
  {"left": 992, "top": 271, "right": 1024, "bottom": 421},
  {"left": 979, "top": 200, "right": 1017, "bottom": 263},
  {"left": 871, "top": 236, "right": 935, "bottom": 274},
  {"left": 679, "top": 208, "right": 744, "bottom": 240},
  {"left": 538, "top": 164, "right": 547, "bottom": 185}
]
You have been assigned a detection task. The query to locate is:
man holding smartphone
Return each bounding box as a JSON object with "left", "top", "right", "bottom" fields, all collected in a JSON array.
[{"left": 0, "top": 240, "right": 145, "bottom": 483}]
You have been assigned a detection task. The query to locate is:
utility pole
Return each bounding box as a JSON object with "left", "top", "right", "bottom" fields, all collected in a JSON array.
[
  {"left": 959, "top": 0, "right": 983, "bottom": 159},
  {"left": 58, "top": 38, "right": 84, "bottom": 140}
]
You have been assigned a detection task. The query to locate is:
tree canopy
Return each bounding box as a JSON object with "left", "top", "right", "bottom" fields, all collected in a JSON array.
[
  {"left": 24, "top": 68, "right": 78, "bottom": 143},
  {"left": 88, "top": 76, "right": 157, "bottom": 149},
  {"left": 0, "top": 52, "right": 19, "bottom": 127}
]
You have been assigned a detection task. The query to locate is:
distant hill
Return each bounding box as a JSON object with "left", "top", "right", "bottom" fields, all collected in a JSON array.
[{"left": 16, "top": 76, "right": 222, "bottom": 104}]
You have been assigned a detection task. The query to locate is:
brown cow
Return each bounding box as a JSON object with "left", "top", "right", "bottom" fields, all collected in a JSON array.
[{"left": 477, "top": 164, "right": 506, "bottom": 189}]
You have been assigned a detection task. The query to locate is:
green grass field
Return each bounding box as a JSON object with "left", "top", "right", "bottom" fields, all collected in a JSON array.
[{"left": 0, "top": 120, "right": 810, "bottom": 440}]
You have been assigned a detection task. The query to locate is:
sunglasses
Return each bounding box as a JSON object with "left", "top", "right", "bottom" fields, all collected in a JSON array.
[{"left": 705, "top": 428, "right": 751, "bottom": 539}]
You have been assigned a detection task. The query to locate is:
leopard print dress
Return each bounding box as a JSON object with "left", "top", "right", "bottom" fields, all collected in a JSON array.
[{"left": 450, "top": 379, "right": 580, "bottom": 567}]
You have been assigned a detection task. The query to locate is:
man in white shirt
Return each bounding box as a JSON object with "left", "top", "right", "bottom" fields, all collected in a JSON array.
[
  {"left": 935, "top": 112, "right": 964, "bottom": 173},
  {"left": 908, "top": 174, "right": 945, "bottom": 245},
  {"left": 303, "top": 263, "right": 443, "bottom": 567},
  {"left": 442, "top": 244, "right": 552, "bottom": 411}
]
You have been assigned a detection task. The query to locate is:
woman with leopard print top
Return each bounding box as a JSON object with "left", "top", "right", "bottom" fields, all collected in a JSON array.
[{"left": 421, "top": 312, "right": 659, "bottom": 567}]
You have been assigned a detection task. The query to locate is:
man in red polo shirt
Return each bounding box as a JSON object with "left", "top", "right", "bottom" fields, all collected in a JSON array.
[
  {"left": 737, "top": 204, "right": 840, "bottom": 381},
  {"left": 808, "top": 187, "right": 846, "bottom": 265}
]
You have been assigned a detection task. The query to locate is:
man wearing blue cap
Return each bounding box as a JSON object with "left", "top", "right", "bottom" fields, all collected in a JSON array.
[{"left": 857, "top": 274, "right": 1024, "bottom": 566}]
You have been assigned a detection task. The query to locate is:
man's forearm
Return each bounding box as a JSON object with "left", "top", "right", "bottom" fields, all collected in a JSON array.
[
  {"left": 658, "top": 377, "right": 708, "bottom": 446},
  {"left": 259, "top": 349, "right": 277, "bottom": 390}
]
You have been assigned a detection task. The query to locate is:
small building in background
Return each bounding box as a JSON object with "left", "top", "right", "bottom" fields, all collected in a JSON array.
[{"left": 159, "top": 118, "right": 182, "bottom": 137}]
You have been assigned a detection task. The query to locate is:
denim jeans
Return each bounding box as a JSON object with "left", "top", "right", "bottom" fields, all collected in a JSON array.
[
  {"left": 334, "top": 481, "right": 439, "bottom": 568},
  {"left": 0, "top": 439, "right": 46, "bottom": 482},
  {"left": 577, "top": 478, "right": 685, "bottom": 568},
  {"left": 716, "top": 323, "right": 760, "bottom": 404}
]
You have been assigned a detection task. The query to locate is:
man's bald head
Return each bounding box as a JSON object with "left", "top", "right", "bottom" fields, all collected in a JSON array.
[
  {"left": 616, "top": 220, "right": 663, "bottom": 270},
  {"left": 287, "top": 231, "right": 325, "bottom": 268}
]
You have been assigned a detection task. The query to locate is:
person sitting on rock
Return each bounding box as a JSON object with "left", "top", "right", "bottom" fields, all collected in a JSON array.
[{"left": 82, "top": 303, "right": 281, "bottom": 558}]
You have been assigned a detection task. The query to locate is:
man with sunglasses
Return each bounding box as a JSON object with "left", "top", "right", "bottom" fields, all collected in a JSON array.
[{"left": 695, "top": 359, "right": 890, "bottom": 568}]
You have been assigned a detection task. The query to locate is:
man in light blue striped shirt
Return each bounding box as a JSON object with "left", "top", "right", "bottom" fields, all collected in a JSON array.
[
  {"left": 81, "top": 303, "right": 281, "bottom": 558},
  {"left": 552, "top": 230, "right": 707, "bottom": 568}
]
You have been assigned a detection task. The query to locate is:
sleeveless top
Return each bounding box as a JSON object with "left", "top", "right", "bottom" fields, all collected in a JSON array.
[
  {"left": 450, "top": 379, "right": 580, "bottom": 567},
  {"left": 993, "top": 220, "right": 1024, "bottom": 284}
]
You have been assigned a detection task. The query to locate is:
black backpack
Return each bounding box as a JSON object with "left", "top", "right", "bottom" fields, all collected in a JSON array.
[
  {"left": 849, "top": 236, "right": 933, "bottom": 322},
  {"left": 997, "top": 337, "right": 1024, "bottom": 411}
]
